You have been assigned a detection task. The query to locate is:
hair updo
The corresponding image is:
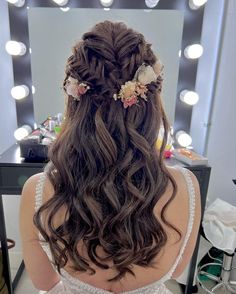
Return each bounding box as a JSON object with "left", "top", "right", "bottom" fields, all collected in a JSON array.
[{"left": 34, "top": 21, "right": 179, "bottom": 282}]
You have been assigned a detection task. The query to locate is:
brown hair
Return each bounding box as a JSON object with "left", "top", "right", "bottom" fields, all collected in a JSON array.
[{"left": 34, "top": 21, "right": 180, "bottom": 281}]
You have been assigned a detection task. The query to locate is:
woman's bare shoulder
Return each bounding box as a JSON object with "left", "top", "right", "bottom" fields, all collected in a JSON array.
[{"left": 166, "top": 165, "right": 200, "bottom": 195}]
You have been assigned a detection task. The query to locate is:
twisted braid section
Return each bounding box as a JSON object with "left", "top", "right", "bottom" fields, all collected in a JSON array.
[
  {"left": 64, "top": 21, "right": 157, "bottom": 103},
  {"left": 34, "top": 21, "right": 180, "bottom": 282}
]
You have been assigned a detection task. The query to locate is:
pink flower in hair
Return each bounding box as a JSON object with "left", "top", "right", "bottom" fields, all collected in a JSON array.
[
  {"left": 123, "top": 95, "right": 138, "bottom": 108},
  {"left": 78, "top": 83, "right": 90, "bottom": 95},
  {"left": 65, "top": 77, "right": 90, "bottom": 100}
]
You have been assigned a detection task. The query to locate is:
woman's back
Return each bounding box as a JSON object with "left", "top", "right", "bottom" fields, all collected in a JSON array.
[
  {"left": 35, "top": 165, "right": 201, "bottom": 293},
  {"left": 19, "top": 21, "right": 201, "bottom": 294}
]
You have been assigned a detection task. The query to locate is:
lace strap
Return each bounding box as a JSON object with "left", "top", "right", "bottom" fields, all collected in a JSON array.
[
  {"left": 35, "top": 172, "right": 47, "bottom": 212},
  {"left": 168, "top": 167, "right": 196, "bottom": 277}
]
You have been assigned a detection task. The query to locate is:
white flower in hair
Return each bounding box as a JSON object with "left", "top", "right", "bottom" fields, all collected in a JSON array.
[
  {"left": 66, "top": 77, "right": 79, "bottom": 99},
  {"left": 65, "top": 76, "right": 90, "bottom": 100},
  {"left": 134, "top": 63, "right": 158, "bottom": 85}
]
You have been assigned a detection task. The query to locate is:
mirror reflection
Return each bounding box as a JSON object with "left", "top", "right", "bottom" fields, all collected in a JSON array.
[{"left": 28, "top": 8, "right": 184, "bottom": 124}]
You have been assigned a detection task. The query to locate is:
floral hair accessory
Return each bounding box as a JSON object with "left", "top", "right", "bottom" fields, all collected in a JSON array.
[
  {"left": 65, "top": 77, "right": 90, "bottom": 101},
  {"left": 113, "top": 62, "right": 163, "bottom": 108}
]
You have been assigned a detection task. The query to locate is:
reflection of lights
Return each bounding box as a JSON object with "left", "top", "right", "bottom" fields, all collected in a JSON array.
[
  {"left": 178, "top": 50, "right": 182, "bottom": 58},
  {"left": 180, "top": 90, "right": 199, "bottom": 105},
  {"left": 14, "top": 125, "right": 32, "bottom": 141},
  {"left": 32, "top": 86, "right": 36, "bottom": 94},
  {"left": 184, "top": 44, "right": 203, "bottom": 59},
  {"left": 104, "top": 8, "right": 110, "bottom": 11},
  {"left": 52, "top": 0, "right": 69, "bottom": 6},
  {"left": 145, "top": 0, "right": 160, "bottom": 8},
  {"left": 11, "top": 85, "right": 29, "bottom": 100},
  {"left": 100, "top": 0, "right": 113, "bottom": 7},
  {"left": 60, "top": 7, "right": 70, "bottom": 11},
  {"left": 5, "top": 41, "right": 26, "bottom": 56},
  {"left": 176, "top": 131, "right": 192, "bottom": 147},
  {"left": 7, "top": 0, "right": 25, "bottom": 7},
  {"left": 189, "top": 0, "right": 208, "bottom": 10}
]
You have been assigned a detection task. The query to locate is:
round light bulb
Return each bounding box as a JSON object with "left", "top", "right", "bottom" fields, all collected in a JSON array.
[
  {"left": 5, "top": 41, "right": 26, "bottom": 56},
  {"left": 145, "top": 0, "right": 160, "bottom": 8},
  {"left": 180, "top": 90, "right": 199, "bottom": 105},
  {"left": 7, "top": 0, "right": 25, "bottom": 7},
  {"left": 184, "top": 44, "right": 203, "bottom": 59},
  {"left": 175, "top": 131, "right": 192, "bottom": 147},
  {"left": 189, "top": 0, "right": 208, "bottom": 10},
  {"left": 52, "top": 0, "right": 68, "bottom": 6},
  {"left": 14, "top": 125, "right": 32, "bottom": 141},
  {"left": 11, "top": 85, "right": 29, "bottom": 100},
  {"left": 100, "top": 0, "right": 113, "bottom": 7}
]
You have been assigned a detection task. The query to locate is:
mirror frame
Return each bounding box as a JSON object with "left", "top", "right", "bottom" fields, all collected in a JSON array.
[{"left": 7, "top": 0, "right": 205, "bottom": 135}]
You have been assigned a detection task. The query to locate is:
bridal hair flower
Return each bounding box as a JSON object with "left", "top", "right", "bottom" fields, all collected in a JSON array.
[
  {"left": 113, "top": 63, "right": 163, "bottom": 108},
  {"left": 64, "top": 61, "right": 163, "bottom": 107},
  {"left": 65, "top": 77, "right": 90, "bottom": 101}
]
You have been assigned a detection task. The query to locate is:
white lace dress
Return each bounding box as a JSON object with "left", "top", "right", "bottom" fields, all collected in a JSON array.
[{"left": 35, "top": 166, "right": 196, "bottom": 294}]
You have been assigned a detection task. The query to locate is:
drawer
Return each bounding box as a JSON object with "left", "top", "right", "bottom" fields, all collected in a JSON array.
[{"left": 0, "top": 166, "right": 43, "bottom": 194}]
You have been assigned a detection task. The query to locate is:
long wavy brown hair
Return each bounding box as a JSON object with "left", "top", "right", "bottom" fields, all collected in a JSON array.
[{"left": 34, "top": 21, "right": 180, "bottom": 281}]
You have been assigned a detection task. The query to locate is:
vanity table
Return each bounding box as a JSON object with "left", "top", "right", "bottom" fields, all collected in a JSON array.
[{"left": 0, "top": 143, "right": 211, "bottom": 294}]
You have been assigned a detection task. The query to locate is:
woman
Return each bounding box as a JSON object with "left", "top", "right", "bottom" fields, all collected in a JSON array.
[{"left": 20, "top": 21, "right": 201, "bottom": 293}]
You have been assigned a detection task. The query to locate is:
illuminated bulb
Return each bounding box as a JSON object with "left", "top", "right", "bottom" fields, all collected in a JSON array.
[
  {"left": 5, "top": 41, "right": 26, "bottom": 56},
  {"left": 11, "top": 85, "right": 29, "bottom": 100},
  {"left": 60, "top": 7, "right": 70, "bottom": 11},
  {"left": 100, "top": 0, "right": 113, "bottom": 7},
  {"left": 52, "top": 0, "right": 68, "bottom": 6},
  {"left": 184, "top": 44, "right": 203, "bottom": 59},
  {"left": 189, "top": 0, "right": 208, "bottom": 10},
  {"left": 7, "top": 0, "right": 25, "bottom": 7},
  {"left": 145, "top": 0, "right": 160, "bottom": 8},
  {"left": 175, "top": 131, "right": 192, "bottom": 147},
  {"left": 180, "top": 90, "right": 199, "bottom": 105},
  {"left": 14, "top": 125, "right": 32, "bottom": 141}
]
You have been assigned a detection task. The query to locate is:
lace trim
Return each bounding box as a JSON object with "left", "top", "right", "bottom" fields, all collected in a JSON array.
[
  {"left": 167, "top": 166, "right": 196, "bottom": 277},
  {"left": 35, "top": 172, "right": 46, "bottom": 212}
]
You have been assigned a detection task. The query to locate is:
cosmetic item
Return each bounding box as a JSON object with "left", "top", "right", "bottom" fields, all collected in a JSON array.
[
  {"left": 41, "top": 137, "right": 53, "bottom": 145},
  {"left": 57, "top": 113, "right": 63, "bottom": 125},
  {"left": 172, "top": 148, "right": 208, "bottom": 166},
  {"left": 48, "top": 119, "right": 56, "bottom": 132},
  {"left": 40, "top": 127, "right": 56, "bottom": 140},
  {"left": 164, "top": 150, "right": 172, "bottom": 159},
  {"left": 54, "top": 125, "right": 61, "bottom": 135}
]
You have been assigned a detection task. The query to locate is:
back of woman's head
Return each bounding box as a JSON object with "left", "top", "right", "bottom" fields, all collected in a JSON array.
[{"left": 34, "top": 20, "right": 178, "bottom": 281}]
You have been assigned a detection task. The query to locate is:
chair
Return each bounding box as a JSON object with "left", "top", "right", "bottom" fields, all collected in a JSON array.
[{"left": 196, "top": 198, "right": 236, "bottom": 293}]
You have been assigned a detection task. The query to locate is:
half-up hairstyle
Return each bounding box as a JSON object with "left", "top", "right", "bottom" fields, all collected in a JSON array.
[{"left": 34, "top": 21, "right": 180, "bottom": 281}]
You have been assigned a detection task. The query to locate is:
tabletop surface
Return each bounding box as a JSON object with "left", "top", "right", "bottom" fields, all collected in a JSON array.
[{"left": 0, "top": 143, "right": 210, "bottom": 170}]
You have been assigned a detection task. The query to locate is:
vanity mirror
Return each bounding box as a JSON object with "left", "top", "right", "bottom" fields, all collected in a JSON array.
[{"left": 7, "top": 0, "right": 205, "bottom": 138}]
